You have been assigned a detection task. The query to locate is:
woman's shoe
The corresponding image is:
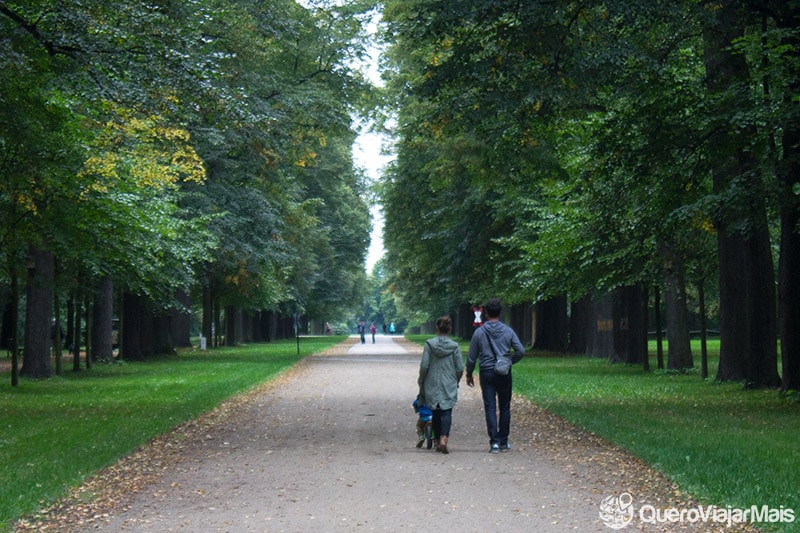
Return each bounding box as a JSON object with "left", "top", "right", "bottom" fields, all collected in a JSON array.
[{"left": 437, "top": 435, "right": 449, "bottom": 454}]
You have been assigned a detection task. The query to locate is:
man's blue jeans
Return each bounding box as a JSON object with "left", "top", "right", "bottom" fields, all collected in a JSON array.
[{"left": 479, "top": 370, "right": 512, "bottom": 446}]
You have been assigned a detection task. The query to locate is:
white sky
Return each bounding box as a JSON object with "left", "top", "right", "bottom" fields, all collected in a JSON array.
[
  {"left": 352, "top": 19, "right": 393, "bottom": 273},
  {"left": 354, "top": 131, "right": 391, "bottom": 272}
]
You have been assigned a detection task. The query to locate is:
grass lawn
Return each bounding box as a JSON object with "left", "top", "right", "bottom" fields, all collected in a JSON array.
[
  {"left": 407, "top": 334, "right": 799, "bottom": 531},
  {"left": 0, "top": 336, "right": 346, "bottom": 531}
]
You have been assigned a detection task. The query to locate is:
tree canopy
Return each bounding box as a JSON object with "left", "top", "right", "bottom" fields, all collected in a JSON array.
[
  {"left": 1, "top": 0, "right": 378, "bottom": 379},
  {"left": 379, "top": 0, "right": 800, "bottom": 388}
]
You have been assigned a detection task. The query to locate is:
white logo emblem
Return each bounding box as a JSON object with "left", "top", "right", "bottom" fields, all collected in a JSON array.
[{"left": 599, "top": 492, "right": 634, "bottom": 529}]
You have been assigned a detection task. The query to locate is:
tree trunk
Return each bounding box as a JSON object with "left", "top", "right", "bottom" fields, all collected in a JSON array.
[
  {"left": 225, "top": 305, "right": 239, "bottom": 346},
  {"left": 704, "top": 1, "right": 779, "bottom": 388},
  {"left": 779, "top": 150, "right": 800, "bottom": 392},
  {"left": 84, "top": 293, "right": 92, "bottom": 369},
  {"left": 453, "top": 303, "right": 472, "bottom": 340},
  {"left": 587, "top": 293, "right": 613, "bottom": 359},
  {"left": 21, "top": 246, "right": 53, "bottom": 379},
  {"left": 641, "top": 285, "right": 650, "bottom": 372},
  {"left": 698, "top": 281, "right": 709, "bottom": 380},
  {"left": 1, "top": 299, "right": 12, "bottom": 352},
  {"left": 72, "top": 293, "right": 82, "bottom": 372},
  {"left": 533, "top": 297, "right": 567, "bottom": 352},
  {"left": 567, "top": 295, "right": 590, "bottom": 354},
  {"left": 171, "top": 289, "right": 192, "bottom": 348},
  {"left": 508, "top": 302, "right": 534, "bottom": 347},
  {"left": 654, "top": 286, "right": 664, "bottom": 370},
  {"left": 202, "top": 276, "right": 213, "bottom": 346},
  {"left": 153, "top": 312, "right": 174, "bottom": 355},
  {"left": 611, "top": 285, "right": 645, "bottom": 365},
  {"left": 662, "top": 245, "right": 693, "bottom": 371},
  {"left": 65, "top": 297, "right": 74, "bottom": 356},
  {"left": 214, "top": 299, "right": 222, "bottom": 346},
  {"left": 8, "top": 258, "right": 20, "bottom": 386},
  {"left": 121, "top": 292, "right": 148, "bottom": 361},
  {"left": 242, "top": 310, "right": 252, "bottom": 343},
  {"left": 92, "top": 276, "right": 114, "bottom": 362},
  {"left": 259, "top": 309, "right": 272, "bottom": 342},
  {"left": 53, "top": 286, "right": 62, "bottom": 375},
  {"left": 777, "top": 4, "right": 800, "bottom": 393}
]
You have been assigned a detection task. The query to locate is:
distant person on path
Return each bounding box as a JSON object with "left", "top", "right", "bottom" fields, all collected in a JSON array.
[
  {"left": 466, "top": 298, "right": 525, "bottom": 453},
  {"left": 389, "top": 321, "right": 395, "bottom": 334},
  {"left": 325, "top": 322, "right": 332, "bottom": 335},
  {"left": 358, "top": 320, "right": 366, "bottom": 344},
  {"left": 418, "top": 316, "right": 464, "bottom": 454},
  {"left": 370, "top": 322, "right": 377, "bottom": 343}
]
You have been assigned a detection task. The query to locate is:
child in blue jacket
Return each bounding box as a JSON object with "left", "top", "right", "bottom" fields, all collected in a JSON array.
[{"left": 412, "top": 395, "right": 433, "bottom": 449}]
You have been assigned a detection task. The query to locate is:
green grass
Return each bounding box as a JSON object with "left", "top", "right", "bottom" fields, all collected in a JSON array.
[
  {"left": 407, "top": 334, "right": 799, "bottom": 531},
  {"left": 0, "top": 335, "right": 346, "bottom": 531}
]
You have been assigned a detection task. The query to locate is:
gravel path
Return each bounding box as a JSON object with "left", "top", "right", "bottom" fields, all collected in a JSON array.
[{"left": 21, "top": 336, "right": 753, "bottom": 532}]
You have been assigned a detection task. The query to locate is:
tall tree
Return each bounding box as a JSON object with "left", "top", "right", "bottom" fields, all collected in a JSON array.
[
  {"left": 702, "top": 0, "right": 779, "bottom": 388},
  {"left": 765, "top": 2, "right": 800, "bottom": 393}
]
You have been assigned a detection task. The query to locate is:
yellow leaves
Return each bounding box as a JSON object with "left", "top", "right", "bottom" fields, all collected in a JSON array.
[
  {"left": 287, "top": 127, "right": 327, "bottom": 168},
  {"left": 83, "top": 154, "right": 121, "bottom": 186},
  {"left": 294, "top": 151, "right": 317, "bottom": 168},
  {"left": 225, "top": 261, "right": 262, "bottom": 297},
  {"left": 171, "top": 146, "right": 206, "bottom": 184},
  {"left": 79, "top": 103, "right": 206, "bottom": 192},
  {"left": 519, "top": 128, "right": 539, "bottom": 149},
  {"left": 699, "top": 218, "right": 716, "bottom": 235},
  {"left": 14, "top": 192, "right": 39, "bottom": 215}
]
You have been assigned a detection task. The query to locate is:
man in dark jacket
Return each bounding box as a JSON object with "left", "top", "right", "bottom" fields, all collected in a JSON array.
[{"left": 466, "top": 298, "right": 525, "bottom": 453}]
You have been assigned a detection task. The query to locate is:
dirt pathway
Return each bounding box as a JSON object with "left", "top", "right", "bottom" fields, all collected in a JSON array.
[{"left": 19, "top": 336, "right": 749, "bottom": 532}]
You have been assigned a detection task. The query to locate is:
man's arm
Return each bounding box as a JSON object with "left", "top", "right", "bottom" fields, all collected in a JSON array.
[
  {"left": 510, "top": 330, "right": 525, "bottom": 363},
  {"left": 466, "top": 330, "right": 481, "bottom": 387}
]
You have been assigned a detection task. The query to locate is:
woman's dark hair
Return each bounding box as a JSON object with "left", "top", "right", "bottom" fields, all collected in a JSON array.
[
  {"left": 436, "top": 315, "right": 452, "bottom": 334},
  {"left": 485, "top": 298, "right": 503, "bottom": 318}
]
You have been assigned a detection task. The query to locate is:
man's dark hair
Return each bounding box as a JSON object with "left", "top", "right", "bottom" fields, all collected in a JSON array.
[{"left": 485, "top": 298, "right": 502, "bottom": 318}]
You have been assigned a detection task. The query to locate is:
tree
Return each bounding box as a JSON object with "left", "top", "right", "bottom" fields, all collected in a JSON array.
[
  {"left": 379, "top": 0, "right": 791, "bottom": 385},
  {"left": 764, "top": 2, "right": 800, "bottom": 393},
  {"left": 1, "top": 1, "right": 217, "bottom": 375},
  {"left": 702, "top": 1, "right": 779, "bottom": 388}
]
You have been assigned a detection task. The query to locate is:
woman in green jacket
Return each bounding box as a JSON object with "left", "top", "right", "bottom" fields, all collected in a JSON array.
[{"left": 418, "top": 316, "right": 464, "bottom": 454}]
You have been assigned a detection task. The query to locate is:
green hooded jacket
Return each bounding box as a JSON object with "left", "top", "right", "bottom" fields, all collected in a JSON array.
[{"left": 418, "top": 335, "right": 464, "bottom": 410}]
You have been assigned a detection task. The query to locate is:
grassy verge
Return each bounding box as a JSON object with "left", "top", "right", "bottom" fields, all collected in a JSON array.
[
  {"left": 0, "top": 335, "right": 346, "bottom": 531},
  {"left": 406, "top": 334, "right": 798, "bottom": 530}
]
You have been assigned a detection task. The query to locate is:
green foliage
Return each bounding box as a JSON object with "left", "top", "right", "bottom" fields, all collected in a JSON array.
[
  {"left": 176, "top": 0, "right": 375, "bottom": 318},
  {"left": 378, "top": 0, "right": 797, "bottom": 355},
  {"left": 1, "top": 0, "right": 378, "bottom": 334},
  {"left": 0, "top": 336, "right": 346, "bottom": 530}
]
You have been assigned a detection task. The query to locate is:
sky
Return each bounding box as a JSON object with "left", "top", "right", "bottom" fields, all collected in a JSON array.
[
  {"left": 354, "top": 131, "right": 391, "bottom": 273},
  {"left": 352, "top": 21, "right": 393, "bottom": 273}
]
